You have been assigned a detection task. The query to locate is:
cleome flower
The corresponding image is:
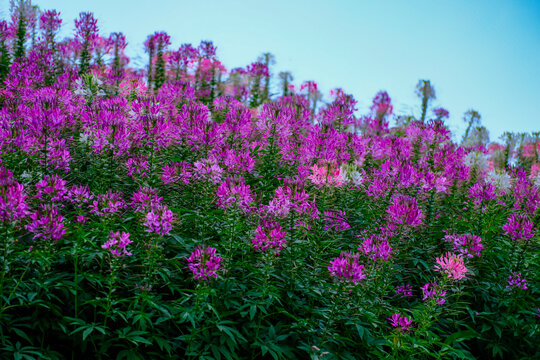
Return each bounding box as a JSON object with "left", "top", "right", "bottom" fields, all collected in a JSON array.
[
  {"left": 187, "top": 245, "right": 222, "bottom": 281},
  {"left": 328, "top": 252, "right": 366, "bottom": 284},
  {"left": 388, "top": 313, "right": 413, "bottom": 332},
  {"left": 102, "top": 231, "right": 133, "bottom": 257},
  {"left": 434, "top": 252, "right": 469, "bottom": 281}
]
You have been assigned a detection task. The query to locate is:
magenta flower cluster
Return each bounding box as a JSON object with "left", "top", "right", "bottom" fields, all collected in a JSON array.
[
  {"left": 443, "top": 233, "right": 483, "bottom": 258},
  {"left": 328, "top": 252, "right": 366, "bottom": 284},
  {"left": 388, "top": 313, "right": 413, "bottom": 332},
  {"left": 502, "top": 213, "right": 535, "bottom": 241},
  {"left": 102, "top": 231, "right": 133, "bottom": 257},
  {"left": 387, "top": 194, "right": 423, "bottom": 228},
  {"left": 507, "top": 272, "right": 527, "bottom": 291},
  {"left": 251, "top": 220, "right": 287, "bottom": 255},
  {"left": 421, "top": 282, "right": 447, "bottom": 305},
  {"left": 187, "top": 245, "right": 222, "bottom": 281}
]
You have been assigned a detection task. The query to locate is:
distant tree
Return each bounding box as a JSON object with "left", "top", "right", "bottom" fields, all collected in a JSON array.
[
  {"left": 415, "top": 80, "right": 436, "bottom": 123},
  {"left": 75, "top": 12, "right": 99, "bottom": 75},
  {"left": 144, "top": 34, "right": 155, "bottom": 91},
  {"left": 258, "top": 52, "right": 275, "bottom": 102},
  {"left": 461, "top": 109, "right": 481, "bottom": 145},
  {"left": 278, "top": 71, "right": 293, "bottom": 97},
  {"left": 29, "top": 5, "right": 39, "bottom": 50},
  {"left": 500, "top": 131, "right": 519, "bottom": 170},
  {"left": 153, "top": 32, "right": 171, "bottom": 91},
  {"left": 463, "top": 125, "right": 490, "bottom": 148},
  {"left": 0, "top": 21, "right": 10, "bottom": 85},
  {"left": 248, "top": 62, "right": 269, "bottom": 107},
  {"left": 110, "top": 32, "right": 127, "bottom": 86},
  {"left": 11, "top": 0, "right": 34, "bottom": 59}
]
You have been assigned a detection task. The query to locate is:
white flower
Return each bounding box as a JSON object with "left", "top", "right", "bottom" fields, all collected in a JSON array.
[
  {"left": 464, "top": 152, "right": 488, "bottom": 172},
  {"left": 349, "top": 170, "right": 363, "bottom": 186},
  {"left": 533, "top": 174, "right": 540, "bottom": 188},
  {"left": 486, "top": 170, "right": 512, "bottom": 193},
  {"left": 79, "top": 133, "right": 90, "bottom": 145}
]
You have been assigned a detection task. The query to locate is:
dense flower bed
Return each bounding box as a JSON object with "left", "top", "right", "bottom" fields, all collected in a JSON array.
[{"left": 0, "top": 4, "right": 539, "bottom": 359}]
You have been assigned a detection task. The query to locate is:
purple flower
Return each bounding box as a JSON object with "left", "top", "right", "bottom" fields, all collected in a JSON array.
[
  {"left": 507, "top": 272, "right": 527, "bottom": 291},
  {"left": 26, "top": 205, "right": 66, "bottom": 241},
  {"left": 502, "top": 213, "right": 534, "bottom": 241},
  {"left": 161, "top": 161, "right": 192, "bottom": 185},
  {"left": 143, "top": 204, "right": 174, "bottom": 236},
  {"left": 395, "top": 284, "right": 413, "bottom": 298},
  {"left": 90, "top": 191, "right": 126, "bottom": 217},
  {"left": 328, "top": 252, "right": 366, "bottom": 284},
  {"left": 0, "top": 167, "right": 30, "bottom": 223},
  {"left": 443, "top": 233, "right": 483, "bottom": 258},
  {"left": 323, "top": 210, "right": 350, "bottom": 231},
  {"left": 187, "top": 245, "right": 221, "bottom": 281},
  {"left": 36, "top": 175, "right": 68, "bottom": 202},
  {"left": 216, "top": 178, "right": 254, "bottom": 213},
  {"left": 68, "top": 185, "right": 94, "bottom": 206},
  {"left": 388, "top": 313, "right": 412, "bottom": 332},
  {"left": 125, "top": 156, "right": 149, "bottom": 179},
  {"left": 358, "top": 233, "right": 392, "bottom": 261},
  {"left": 421, "top": 282, "right": 447, "bottom": 305},
  {"left": 130, "top": 187, "right": 162, "bottom": 213},
  {"left": 433, "top": 108, "right": 449, "bottom": 119},
  {"left": 468, "top": 182, "right": 497, "bottom": 207},
  {"left": 387, "top": 194, "right": 423, "bottom": 227},
  {"left": 251, "top": 220, "right": 287, "bottom": 255},
  {"left": 102, "top": 231, "right": 133, "bottom": 257}
]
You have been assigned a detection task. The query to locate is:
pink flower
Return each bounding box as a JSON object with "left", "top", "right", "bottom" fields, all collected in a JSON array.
[
  {"left": 328, "top": 252, "right": 366, "bottom": 284},
  {"left": 434, "top": 252, "right": 469, "bottom": 281},
  {"left": 307, "top": 162, "right": 344, "bottom": 187},
  {"left": 187, "top": 245, "right": 221, "bottom": 281},
  {"left": 102, "top": 231, "right": 133, "bottom": 257}
]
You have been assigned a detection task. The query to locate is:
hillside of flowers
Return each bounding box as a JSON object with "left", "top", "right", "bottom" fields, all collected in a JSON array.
[{"left": 0, "top": 3, "right": 539, "bottom": 360}]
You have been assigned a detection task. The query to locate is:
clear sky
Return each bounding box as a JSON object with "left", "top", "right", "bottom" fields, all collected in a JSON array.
[{"left": 1, "top": 0, "right": 539, "bottom": 141}]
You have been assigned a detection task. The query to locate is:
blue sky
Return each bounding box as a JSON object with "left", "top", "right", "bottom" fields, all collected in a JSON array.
[{"left": 1, "top": 0, "right": 539, "bottom": 141}]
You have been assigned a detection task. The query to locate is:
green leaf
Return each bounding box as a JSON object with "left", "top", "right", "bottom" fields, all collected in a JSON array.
[{"left": 82, "top": 327, "right": 94, "bottom": 341}]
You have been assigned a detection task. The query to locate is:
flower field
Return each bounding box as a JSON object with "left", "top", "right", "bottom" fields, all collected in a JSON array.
[{"left": 0, "top": 4, "right": 539, "bottom": 360}]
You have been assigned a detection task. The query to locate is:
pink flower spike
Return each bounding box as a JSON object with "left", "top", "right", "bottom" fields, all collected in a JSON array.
[{"left": 434, "top": 252, "right": 469, "bottom": 281}]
